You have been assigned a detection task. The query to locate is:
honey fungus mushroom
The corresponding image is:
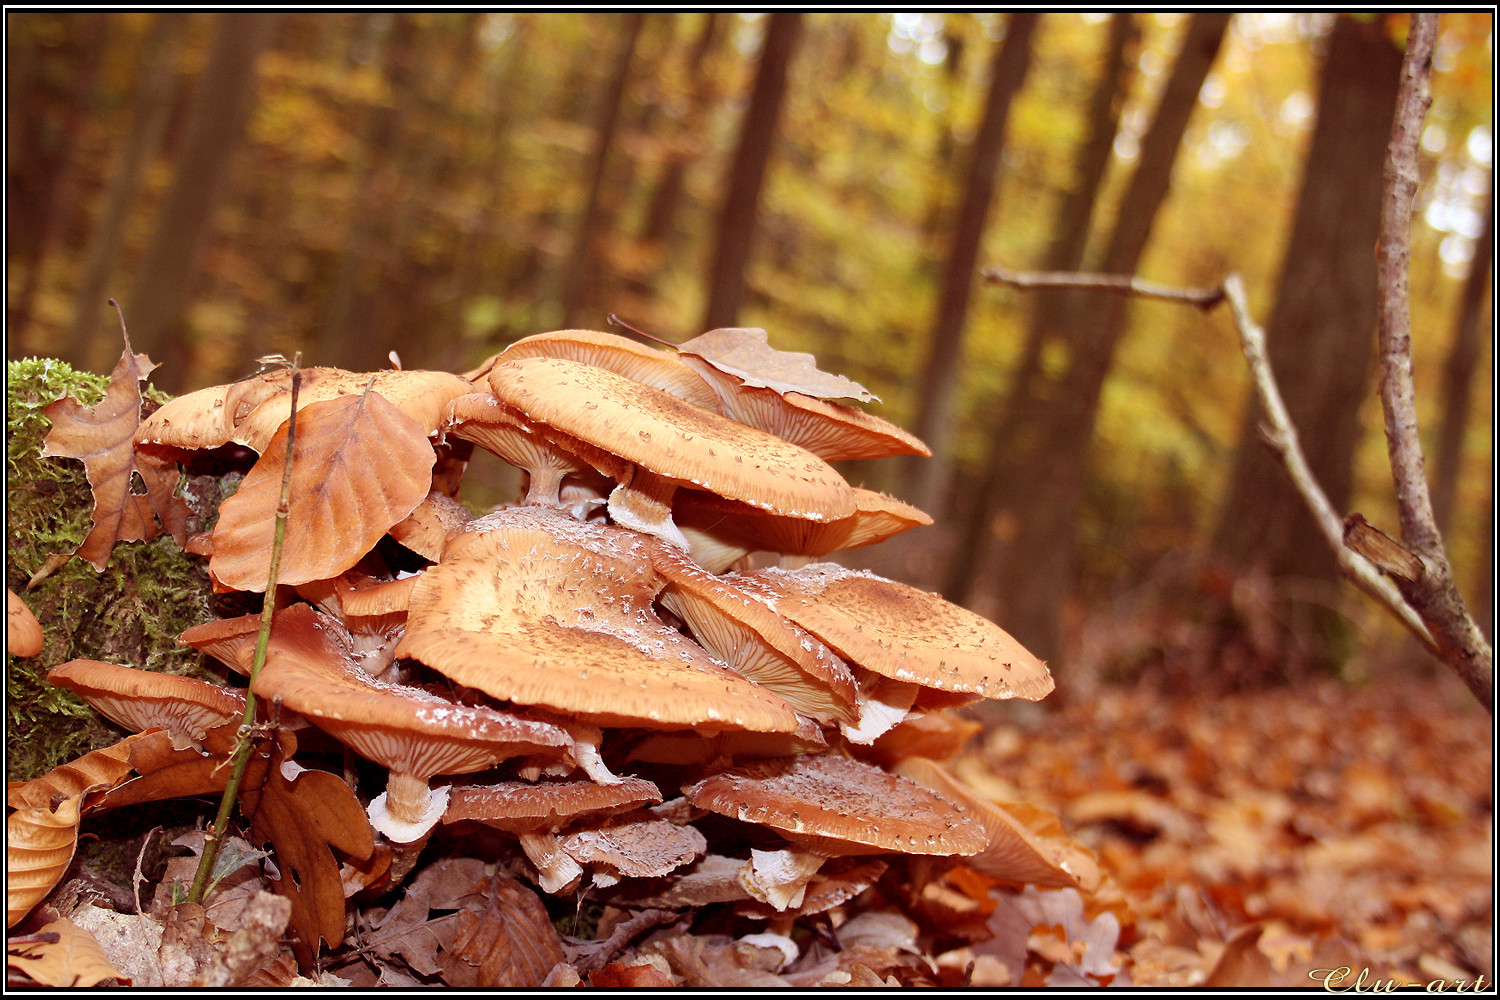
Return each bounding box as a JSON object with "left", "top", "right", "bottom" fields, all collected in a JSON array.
[
  {"left": 47, "top": 659, "right": 246, "bottom": 749},
  {"left": 249, "top": 604, "right": 573, "bottom": 844},
  {"left": 8, "top": 589, "right": 44, "bottom": 657},
  {"left": 487, "top": 356, "right": 857, "bottom": 549}
]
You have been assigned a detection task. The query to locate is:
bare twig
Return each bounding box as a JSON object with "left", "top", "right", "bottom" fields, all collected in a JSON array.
[
  {"left": 981, "top": 266, "right": 1225, "bottom": 309},
  {"left": 1220, "top": 276, "right": 1439, "bottom": 655},
  {"left": 190, "top": 355, "right": 304, "bottom": 902},
  {"left": 984, "top": 265, "right": 1442, "bottom": 658},
  {"left": 1371, "top": 12, "right": 1491, "bottom": 709}
]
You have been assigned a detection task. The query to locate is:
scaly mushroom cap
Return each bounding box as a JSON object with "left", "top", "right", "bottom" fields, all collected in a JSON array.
[
  {"left": 396, "top": 507, "right": 800, "bottom": 733},
  {"left": 47, "top": 659, "right": 246, "bottom": 747},
  {"left": 8, "top": 590, "right": 44, "bottom": 657},
  {"left": 679, "top": 355, "right": 929, "bottom": 461},
  {"left": 732, "top": 564, "right": 1053, "bottom": 702},
  {"left": 557, "top": 810, "right": 707, "bottom": 885},
  {"left": 674, "top": 488, "right": 932, "bottom": 573},
  {"left": 250, "top": 603, "right": 572, "bottom": 841},
  {"left": 892, "top": 757, "right": 1099, "bottom": 891},
  {"left": 499, "top": 330, "right": 720, "bottom": 411},
  {"left": 649, "top": 544, "right": 858, "bottom": 725},
  {"left": 487, "top": 357, "right": 857, "bottom": 522},
  {"left": 444, "top": 776, "right": 663, "bottom": 832},
  {"left": 388, "top": 490, "right": 474, "bottom": 561},
  {"left": 138, "top": 367, "right": 471, "bottom": 454},
  {"left": 684, "top": 754, "right": 986, "bottom": 857}
]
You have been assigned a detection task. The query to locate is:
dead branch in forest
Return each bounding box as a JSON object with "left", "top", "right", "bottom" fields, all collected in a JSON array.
[
  {"left": 1370, "top": 13, "right": 1493, "bottom": 709},
  {"left": 979, "top": 256, "right": 1492, "bottom": 710}
]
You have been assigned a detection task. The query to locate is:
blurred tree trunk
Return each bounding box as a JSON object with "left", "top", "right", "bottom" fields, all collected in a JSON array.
[
  {"left": 1431, "top": 182, "right": 1493, "bottom": 536},
  {"left": 981, "top": 12, "right": 1230, "bottom": 664},
  {"left": 906, "top": 12, "right": 1039, "bottom": 515},
  {"left": 944, "top": 12, "right": 1138, "bottom": 604},
  {"left": 123, "top": 11, "right": 280, "bottom": 390},
  {"left": 318, "top": 13, "right": 418, "bottom": 372},
  {"left": 559, "top": 12, "right": 647, "bottom": 329},
  {"left": 65, "top": 12, "right": 189, "bottom": 371},
  {"left": 1213, "top": 15, "right": 1405, "bottom": 586},
  {"left": 701, "top": 12, "right": 802, "bottom": 330},
  {"left": 918, "top": 20, "right": 968, "bottom": 251},
  {"left": 633, "top": 14, "right": 723, "bottom": 298},
  {"left": 7, "top": 13, "right": 110, "bottom": 358}
]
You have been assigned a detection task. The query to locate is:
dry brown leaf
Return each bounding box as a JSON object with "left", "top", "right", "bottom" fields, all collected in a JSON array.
[
  {"left": 441, "top": 874, "right": 566, "bottom": 988},
  {"left": 588, "top": 962, "right": 678, "bottom": 988},
  {"left": 209, "top": 390, "right": 435, "bottom": 592},
  {"left": 238, "top": 742, "right": 374, "bottom": 967},
  {"left": 6, "top": 732, "right": 155, "bottom": 928},
  {"left": 40, "top": 339, "right": 189, "bottom": 570},
  {"left": 676, "top": 327, "right": 876, "bottom": 402},
  {"left": 6, "top": 919, "right": 127, "bottom": 987}
]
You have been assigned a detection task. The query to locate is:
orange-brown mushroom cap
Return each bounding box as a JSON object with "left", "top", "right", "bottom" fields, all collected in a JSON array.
[
  {"left": 47, "top": 659, "right": 246, "bottom": 748},
  {"left": 8, "top": 589, "right": 44, "bottom": 657}
]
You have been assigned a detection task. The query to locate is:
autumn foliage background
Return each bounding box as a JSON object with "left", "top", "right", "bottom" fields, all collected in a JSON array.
[{"left": 4, "top": 11, "right": 1494, "bottom": 987}]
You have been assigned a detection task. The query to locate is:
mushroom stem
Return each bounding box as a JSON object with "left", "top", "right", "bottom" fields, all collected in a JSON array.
[{"left": 385, "top": 771, "right": 433, "bottom": 825}]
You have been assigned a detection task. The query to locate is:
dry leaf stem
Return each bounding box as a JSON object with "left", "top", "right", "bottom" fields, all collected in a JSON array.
[{"left": 190, "top": 362, "right": 303, "bottom": 903}]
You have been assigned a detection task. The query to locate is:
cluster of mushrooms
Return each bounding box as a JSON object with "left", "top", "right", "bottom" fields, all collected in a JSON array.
[{"left": 45, "top": 328, "right": 1083, "bottom": 951}]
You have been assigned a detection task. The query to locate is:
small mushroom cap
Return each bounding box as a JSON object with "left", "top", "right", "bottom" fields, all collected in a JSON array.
[
  {"left": 8, "top": 589, "right": 44, "bottom": 657},
  {"left": 47, "top": 659, "right": 246, "bottom": 745},
  {"left": 179, "top": 613, "right": 263, "bottom": 674},
  {"left": 389, "top": 490, "right": 474, "bottom": 561},
  {"left": 684, "top": 754, "right": 987, "bottom": 856},
  {"left": 557, "top": 810, "right": 707, "bottom": 883},
  {"left": 499, "top": 330, "right": 720, "bottom": 411},
  {"left": 732, "top": 564, "right": 1053, "bottom": 702},
  {"left": 444, "top": 776, "right": 663, "bottom": 832},
  {"left": 488, "top": 356, "right": 857, "bottom": 521}
]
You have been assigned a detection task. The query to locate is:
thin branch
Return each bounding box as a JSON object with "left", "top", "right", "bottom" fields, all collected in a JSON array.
[
  {"left": 1372, "top": 12, "right": 1492, "bottom": 707},
  {"left": 981, "top": 266, "right": 1225, "bottom": 309},
  {"left": 1221, "top": 275, "right": 1438, "bottom": 654}
]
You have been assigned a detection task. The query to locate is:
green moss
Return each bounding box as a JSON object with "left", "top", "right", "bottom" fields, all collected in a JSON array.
[{"left": 7, "top": 358, "right": 215, "bottom": 782}]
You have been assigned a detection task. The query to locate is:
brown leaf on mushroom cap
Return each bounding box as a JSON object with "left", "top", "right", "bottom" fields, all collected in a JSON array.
[
  {"left": 499, "top": 329, "right": 720, "bottom": 411},
  {"left": 228, "top": 367, "right": 471, "bottom": 454},
  {"left": 444, "top": 776, "right": 663, "bottom": 832},
  {"left": 488, "top": 357, "right": 857, "bottom": 522},
  {"left": 8, "top": 589, "right": 44, "bottom": 657},
  {"left": 675, "top": 327, "right": 876, "bottom": 402},
  {"left": 41, "top": 339, "right": 189, "bottom": 569},
  {"left": 732, "top": 564, "right": 1053, "bottom": 702},
  {"left": 210, "top": 390, "right": 436, "bottom": 591},
  {"left": 679, "top": 355, "right": 925, "bottom": 460},
  {"left": 650, "top": 543, "right": 857, "bottom": 725},
  {"left": 248, "top": 604, "right": 571, "bottom": 779},
  {"left": 684, "top": 754, "right": 987, "bottom": 857},
  {"left": 675, "top": 488, "right": 931, "bottom": 573},
  {"left": 397, "top": 506, "right": 799, "bottom": 732},
  {"left": 47, "top": 659, "right": 246, "bottom": 748}
]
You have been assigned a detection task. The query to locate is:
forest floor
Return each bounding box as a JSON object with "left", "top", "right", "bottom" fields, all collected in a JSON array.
[{"left": 961, "top": 666, "right": 1494, "bottom": 988}]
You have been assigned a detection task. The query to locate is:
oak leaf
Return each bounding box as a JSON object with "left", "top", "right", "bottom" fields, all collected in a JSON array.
[
  {"left": 209, "top": 389, "right": 436, "bottom": 591},
  {"left": 676, "top": 327, "right": 876, "bottom": 402},
  {"left": 40, "top": 340, "right": 189, "bottom": 570}
]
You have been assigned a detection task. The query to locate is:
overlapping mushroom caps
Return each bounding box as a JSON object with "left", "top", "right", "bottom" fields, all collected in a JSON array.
[{"left": 43, "top": 326, "right": 1081, "bottom": 965}]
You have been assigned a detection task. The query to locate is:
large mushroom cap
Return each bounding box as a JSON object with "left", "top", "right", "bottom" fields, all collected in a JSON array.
[
  {"left": 397, "top": 507, "right": 801, "bottom": 733},
  {"left": 499, "top": 330, "right": 720, "bottom": 411},
  {"left": 488, "top": 356, "right": 857, "bottom": 522},
  {"left": 732, "top": 564, "right": 1053, "bottom": 702},
  {"left": 684, "top": 754, "right": 986, "bottom": 857}
]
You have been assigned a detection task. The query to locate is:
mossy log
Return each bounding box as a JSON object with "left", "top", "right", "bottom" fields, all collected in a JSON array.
[{"left": 6, "top": 358, "right": 240, "bottom": 781}]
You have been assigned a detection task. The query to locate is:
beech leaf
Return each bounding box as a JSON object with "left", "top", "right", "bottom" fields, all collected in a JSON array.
[
  {"left": 6, "top": 919, "right": 128, "bottom": 987},
  {"left": 675, "top": 327, "right": 876, "bottom": 402},
  {"left": 209, "top": 389, "right": 436, "bottom": 591},
  {"left": 40, "top": 339, "right": 189, "bottom": 570}
]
